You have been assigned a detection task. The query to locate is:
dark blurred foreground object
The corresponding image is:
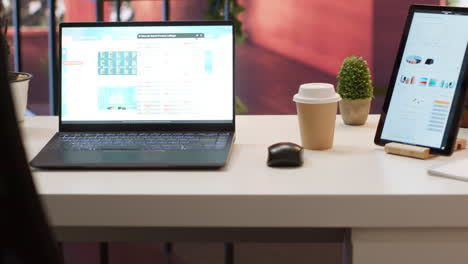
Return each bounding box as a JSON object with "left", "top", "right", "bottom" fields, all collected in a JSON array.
[
  {"left": 0, "top": 1, "right": 33, "bottom": 122},
  {"left": 0, "top": 32, "right": 62, "bottom": 264}
]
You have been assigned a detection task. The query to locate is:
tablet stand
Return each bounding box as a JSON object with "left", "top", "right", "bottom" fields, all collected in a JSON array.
[{"left": 384, "top": 138, "right": 467, "bottom": 160}]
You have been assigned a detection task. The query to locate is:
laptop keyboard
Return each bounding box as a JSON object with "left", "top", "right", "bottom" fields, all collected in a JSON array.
[{"left": 46, "top": 132, "right": 230, "bottom": 151}]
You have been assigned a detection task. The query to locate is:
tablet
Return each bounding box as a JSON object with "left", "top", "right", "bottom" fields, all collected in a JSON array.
[{"left": 375, "top": 5, "right": 468, "bottom": 156}]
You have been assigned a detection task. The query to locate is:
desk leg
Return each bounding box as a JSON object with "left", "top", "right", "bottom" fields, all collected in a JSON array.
[
  {"left": 164, "top": 242, "right": 173, "bottom": 264},
  {"left": 352, "top": 228, "right": 468, "bottom": 264},
  {"left": 57, "top": 242, "right": 65, "bottom": 263},
  {"left": 99, "top": 242, "right": 109, "bottom": 264},
  {"left": 225, "top": 243, "right": 234, "bottom": 264},
  {"left": 342, "top": 229, "right": 352, "bottom": 264}
]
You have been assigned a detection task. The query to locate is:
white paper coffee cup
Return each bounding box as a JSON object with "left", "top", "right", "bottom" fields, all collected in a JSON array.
[
  {"left": 293, "top": 83, "right": 340, "bottom": 150},
  {"left": 293, "top": 83, "right": 341, "bottom": 104}
]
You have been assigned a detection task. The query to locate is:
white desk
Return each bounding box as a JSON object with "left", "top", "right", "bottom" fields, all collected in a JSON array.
[{"left": 23, "top": 115, "right": 468, "bottom": 264}]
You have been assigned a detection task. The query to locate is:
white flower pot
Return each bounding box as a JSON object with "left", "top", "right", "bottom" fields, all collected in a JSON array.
[
  {"left": 339, "top": 98, "right": 372, "bottom": 126},
  {"left": 9, "top": 72, "right": 32, "bottom": 122}
]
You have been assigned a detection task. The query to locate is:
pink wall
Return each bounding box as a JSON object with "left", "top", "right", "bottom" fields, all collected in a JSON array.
[
  {"left": 64, "top": 0, "right": 208, "bottom": 22},
  {"left": 239, "top": 0, "right": 373, "bottom": 81},
  {"left": 64, "top": 0, "right": 96, "bottom": 22},
  {"left": 239, "top": 0, "right": 440, "bottom": 88},
  {"left": 132, "top": 0, "right": 207, "bottom": 21},
  {"left": 64, "top": 0, "right": 111, "bottom": 22},
  {"left": 8, "top": 28, "right": 50, "bottom": 114},
  {"left": 373, "top": 0, "right": 440, "bottom": 89}
]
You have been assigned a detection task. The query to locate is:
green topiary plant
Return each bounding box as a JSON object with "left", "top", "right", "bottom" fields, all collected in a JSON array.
[{"left": 337, "top": 56, "right": 373, "bottom": 100}]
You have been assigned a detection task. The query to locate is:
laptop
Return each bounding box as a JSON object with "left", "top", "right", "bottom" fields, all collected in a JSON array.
[{"left": 30, "top": 21, "right": 235, "bottom": 169}]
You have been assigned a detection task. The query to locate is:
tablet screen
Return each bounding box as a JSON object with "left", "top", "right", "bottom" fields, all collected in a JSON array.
[{"left": 380, "top": 9, "right": 468, "bottom": 150}]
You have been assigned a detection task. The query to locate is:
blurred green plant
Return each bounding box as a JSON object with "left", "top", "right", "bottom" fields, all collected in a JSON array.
[
  {"left": 205, "top": 0, "right": 247, "bottom": 45},
  {"left": 235, "top": 96, "right": 248, "bottom": 114},
  {"left": 206, "top": 0, "right": 248, "bottom": 113},
  {"left": 0, "top": 2, "right": 6, "bottom": 31},
  {"left": 373, "top": 86, "right": 387, "bottom": 96},
  {"left": 0, "top": 1, "right": 11, "bottom": 71},
  {"left": 446, "top": 0, "right": 460, "bottom": 6},
  {"left": 337, "top": 56, "right": 374, "bottom": 100}
]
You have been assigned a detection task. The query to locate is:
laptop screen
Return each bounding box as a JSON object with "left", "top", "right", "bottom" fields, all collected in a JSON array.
[{"left": 60, "top": 23, "right": 233, "bottom": 125}]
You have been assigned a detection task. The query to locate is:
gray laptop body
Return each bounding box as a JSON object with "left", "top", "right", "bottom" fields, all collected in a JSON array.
[{"left": 30, "top": 21, "right": 235, "bottom": 169}]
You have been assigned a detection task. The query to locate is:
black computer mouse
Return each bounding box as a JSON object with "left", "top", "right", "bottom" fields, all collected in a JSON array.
[{"left": 267, "top": 142, "right": 304, "bottom": 167}]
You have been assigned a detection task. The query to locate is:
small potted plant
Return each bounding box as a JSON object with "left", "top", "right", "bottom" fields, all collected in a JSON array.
[
  {"left": 336, "top": 56, "right": 373, "bottom": 125},
  {"left": 0, "top": 2, "right": 33, "bottom": 122}
]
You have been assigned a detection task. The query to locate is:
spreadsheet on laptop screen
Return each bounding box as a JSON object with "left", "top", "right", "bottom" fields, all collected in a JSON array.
[{"left": 61, "top": 25, "right": 233, "bottom": 124}]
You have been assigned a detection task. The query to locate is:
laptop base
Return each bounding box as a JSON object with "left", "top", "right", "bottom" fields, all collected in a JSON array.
[{"left": 30, "top": 132, "right": 234, "bottom": 169}]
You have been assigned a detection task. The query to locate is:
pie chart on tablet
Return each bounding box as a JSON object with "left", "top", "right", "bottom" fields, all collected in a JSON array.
[{"left": 406, "top": 55, "right": 422, "bottom": 64}]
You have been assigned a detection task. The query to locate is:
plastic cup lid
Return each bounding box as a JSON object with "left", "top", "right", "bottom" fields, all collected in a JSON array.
[{"left": 293, "top": 83, "right": 341, "bottom": 104}]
